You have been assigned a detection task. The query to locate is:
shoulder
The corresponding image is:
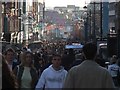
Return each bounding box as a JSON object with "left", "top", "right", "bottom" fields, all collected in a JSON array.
[
  {"left": 39, "top": 68, "right": 52, "bottom": 78},
  {"left": 42, "top": 67, "right": 51, "bottom": 74},
  {"left": 98, "top": 65, "right": 108, "bottom": 71},
  {"left": 63, "top": 69, "right": 68, "bottom": 74},
  {"left": 108, "top": 64, "right": 119, "bottom": 69},
  {"left": 31, "top": 67, "right": 38, "bottom": 74},
  {"left": 99, "top": 66, "right": 112, "bottom": 76},
  {"left": 70, "top": 65, "right": 79, "bottom": 70},
  {"left": 108, "top": 64, "right": 112, "bottom": 67},
  {"left": 68, "top": 66, "right": 78, "bottom": 74},
  {"left": 31, "top": 66, "right": 37, "bottom": 71}
]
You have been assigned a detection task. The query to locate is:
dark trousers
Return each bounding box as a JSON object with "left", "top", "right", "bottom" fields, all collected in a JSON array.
[{"left": 112, "top": 77, "right": 119, "bottom": 87}]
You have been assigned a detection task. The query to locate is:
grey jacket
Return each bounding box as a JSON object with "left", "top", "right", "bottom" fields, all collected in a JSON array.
[{"left": 63, "top": 60, "right": 115, "bottom": 88}]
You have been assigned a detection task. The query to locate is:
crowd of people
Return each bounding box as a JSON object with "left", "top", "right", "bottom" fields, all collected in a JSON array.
[{"left": 1, "top": 40, "right": 120, "bottom": 89}]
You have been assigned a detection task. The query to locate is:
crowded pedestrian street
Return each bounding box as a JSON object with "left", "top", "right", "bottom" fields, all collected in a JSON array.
[{"left": 0, "top": 0, "right": 120, "bottom": 89}]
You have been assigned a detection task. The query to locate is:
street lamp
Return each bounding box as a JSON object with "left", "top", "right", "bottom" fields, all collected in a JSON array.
[
  {"left": 22, "top": 0, "right": 26, "bottom": 46},
  {"left": 83, "top": 6, "right": 92, "bottom": 42},
  {"left": 100, "top": 2, "right": 103, "bottom": 41},
  {"left": 93, "top": 2, "right": 96, "bottom": 43},
  {"left": 2, "top": 2, "right": 12, "bottom": 42},
  {"left": 83, "top": 6, "right": 88, "bottom": 43},
  {"left": 3, "top": 2, "right": 8, "bottom": 33}
]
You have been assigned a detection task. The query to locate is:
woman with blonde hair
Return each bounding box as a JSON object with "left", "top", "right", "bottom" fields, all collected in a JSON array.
[{"left": 13, "top": 51, "right": 38, "bottom": 89}]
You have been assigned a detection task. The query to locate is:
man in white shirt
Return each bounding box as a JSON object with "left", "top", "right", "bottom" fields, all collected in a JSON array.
[{"left": 35, "top": 54, "right": 67, "bottom": 89}]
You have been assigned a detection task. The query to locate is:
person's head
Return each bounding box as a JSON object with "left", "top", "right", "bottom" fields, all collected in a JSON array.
[
  {"left": 4, "top": 48, "right": 15, "bottom": 64},
  {"left": 22, "top": 51, "right": 33, "bottom": 67},
  {"left": 52, "top": 54, "right": 62, "bottom": 69},
  {"left": 68, "top": 49, "right": 74, "bottom": 54},
  {"left": 110, "top": 55, "right": 117, "bottom": 64},
  {"left": 75, "top": 53, "right": 84, "bottom": 61},
  {"left": 82, "top": 42, "right": 97, "bottom": 60}
]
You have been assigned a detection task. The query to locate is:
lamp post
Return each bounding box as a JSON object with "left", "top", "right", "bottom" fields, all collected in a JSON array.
[
  {"left": 85, "top": 1, "right": 104, "bottom": 43},
  {"left": 3, "top": 2, "right": 12, "bottom": 42},
  {"left": 100, "top": 2, "right": 102, "bottom": 41},
  {"left": 83, "top": 6, "right": 88, "bottom": 43},
  {"left": 93, "top": 2, "right": 96, "bottom": 43},
  {"left": 83, "top": 6, "right": 92, "bottom": 42},
  {"left": 43, "top": 0, "right": 46, "bottom": 39},
  {"left": 22, "top": 0, "right": 26, "bottom": 46},
  {"left": 18, "top": 2, "right": 22, "bottom": 43},
  {"left": 3, "top": 2, "right": 8, "bottom": 33}
]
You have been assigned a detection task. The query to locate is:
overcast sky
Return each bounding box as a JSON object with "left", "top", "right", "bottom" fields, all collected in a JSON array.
[
  {"left": 44, "top": 0, "right": 119, "bottom": 8},
  {"left": 45, "top": 0, "right": 91, "bottom": 8}
]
